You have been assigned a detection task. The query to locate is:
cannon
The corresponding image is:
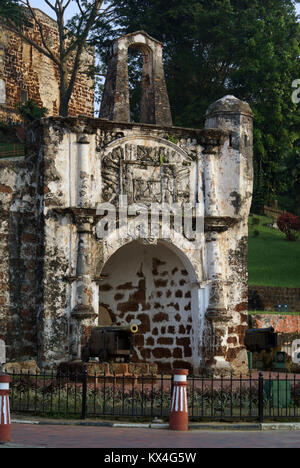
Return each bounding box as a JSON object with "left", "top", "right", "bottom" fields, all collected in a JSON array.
[
  {"left": 244, "top": 327, "right": 278, "bottom": 353},
  {"left": 82, "top": 324, "right": 139, "bottom": 363}
]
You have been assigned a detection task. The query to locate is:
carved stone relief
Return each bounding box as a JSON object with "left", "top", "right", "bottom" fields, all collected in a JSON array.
[{"left": 101, "top": 138, "right": 194, "bottom": 206}]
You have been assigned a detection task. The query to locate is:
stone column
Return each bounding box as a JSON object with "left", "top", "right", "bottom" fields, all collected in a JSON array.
[
  {"left": 202, "top": 121, "right": 231, "bottom": 372},
  {"left": 203, "top": 143, "right": 229, "bottom": 329},
  {"left": 77, "top": 135, "right": 90, "bottom": 208},
  {"left": 71, "top": 216, "right": 97, "bottom": 360},
  {"left": 205, "top": 231, "right": 231, "bottom": 373},
  {"left": 204, "top": 95, "right": 253, "bottom": 374}
]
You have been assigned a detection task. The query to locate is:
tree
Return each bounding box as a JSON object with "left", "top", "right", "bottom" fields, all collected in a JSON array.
[
  {"left": 0, "top": 0, "right": 115, "bottom": 116},
  {"left": 277, "top": 212, "right": 300, "bottom": 241},
  {"left": 104, "top": 0, "right": 300, "bottom": 209},
  {"left": 17, "top": 99, "right": 48, "bottom": 124}
]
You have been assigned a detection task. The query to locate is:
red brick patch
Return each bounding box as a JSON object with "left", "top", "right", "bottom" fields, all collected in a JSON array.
[
  {"left": 152, "top": 348, "right": 172, "bottom": 359},
  {"left": 153, "top": 312, "right": 169, "bottom": 322},
  {"left": 157, "top": 337, "right": 173, "bottom": 345},
  {"left": 0, "top": 184, "right": 13, "bottom": 194}
]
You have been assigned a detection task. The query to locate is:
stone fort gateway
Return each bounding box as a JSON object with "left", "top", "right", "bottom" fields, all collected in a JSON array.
[{"left": 0, "top": 31, "right": 253, "bottom": 375}]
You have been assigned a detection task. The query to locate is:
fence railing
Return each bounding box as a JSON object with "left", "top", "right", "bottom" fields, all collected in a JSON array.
[
  {"left": 0, "top": 143, "right": 25, "bottom": 159},
  {"left": 7, "top": 370, "right": 300, "bottom": 422},
  {"left": 263, "top": 205, "right": 285, "bottom": 220}
]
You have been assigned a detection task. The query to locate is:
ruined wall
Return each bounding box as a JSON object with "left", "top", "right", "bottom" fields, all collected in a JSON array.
[
  {"left": 249, "top": 285, "right": 300, "bottom": 313},
  {"left": 250, "top": 314, "right": 300, "bottom": 334},
  {"left": 100, "top": 31, "right": 172, "bottom": 126},
  {"left": 0, "top": 152, "right": 42, "bottom": 360},
  {"left": 0, "top": 8, "right": 94, "bottom": 122},
  {"left": 0, "top": 92, "right": 253, "bottom": 373},
  {"left": 12, "top": 104, "right": 251, "bottom": 373},
  {"left": 0, "top": 160, "right": 20, "bottom": 345}
]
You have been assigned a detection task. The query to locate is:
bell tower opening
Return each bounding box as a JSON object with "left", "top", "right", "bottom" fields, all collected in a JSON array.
[
  {"left": 100, "top": 31, "right": 172, "bottom": 126},
  {"left": 128, "top": 43, "right": 154, "bottom": 124}
]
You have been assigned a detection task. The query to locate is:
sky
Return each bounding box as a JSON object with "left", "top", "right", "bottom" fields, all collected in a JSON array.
[
  {"left": 28, "top": 0, "right": 300, "bottom": 20},
  {"left": 29, "top": 1, "right": 81, "bottom": 20}
]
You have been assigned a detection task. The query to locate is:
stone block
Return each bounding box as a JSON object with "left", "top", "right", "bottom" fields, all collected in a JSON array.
[
  {"left": 3, "top": 360, "right": 40, "bottom": 374},
  {"left": 0, "top": 340, "right": 5, "bottom": 364}
]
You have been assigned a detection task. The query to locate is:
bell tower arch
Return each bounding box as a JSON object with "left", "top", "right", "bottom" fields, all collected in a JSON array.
[{"left": 100, "top": 31, "right": 173, "bottom": 126}]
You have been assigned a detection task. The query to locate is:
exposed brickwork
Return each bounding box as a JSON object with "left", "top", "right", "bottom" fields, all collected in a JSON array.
[
  {"left": 100, "top": 31, "right": 172, "bottom": 126},
  {"left": 250, "top": 314, "right": 300, "bottom": 334},
  {"left": 249, "top": 285, "right": 300, "bottom": 313},
  {"left": 0, "top": 8, "right": 94, "bottom": 122},
  {"left": 99, "top": 245, "right": 194, "bottom": 374},
  {"left": 0, "top": 154, "right": 42, "bottom": 360}
]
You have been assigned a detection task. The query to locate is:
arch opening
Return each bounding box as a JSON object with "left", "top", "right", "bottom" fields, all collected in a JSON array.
[
  {"left": 98, "top": 240, "right": 203, "bottom": 373},
  {"left": 128, "top": 43, "right": 154, "bottom": 124}
]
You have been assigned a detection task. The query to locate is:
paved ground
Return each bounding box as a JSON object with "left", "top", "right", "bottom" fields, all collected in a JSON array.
[{"left": 0, "top": 423, "right": 299, "bottom": 448}]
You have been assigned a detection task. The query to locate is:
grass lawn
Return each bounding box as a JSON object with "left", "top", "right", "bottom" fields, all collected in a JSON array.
[{"left": 248, "top": 215, "right": 300, "bottom": 288}]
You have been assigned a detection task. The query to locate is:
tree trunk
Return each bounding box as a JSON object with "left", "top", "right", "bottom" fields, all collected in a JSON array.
[
  {"left": 59, "top": 94, "right": 70, "bottom": 117},
  {"left": 59, "top": 62, "right": 71, "bottom": 117}
]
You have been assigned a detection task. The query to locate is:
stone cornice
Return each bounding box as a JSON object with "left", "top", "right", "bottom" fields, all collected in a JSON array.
[{"left": 52, "top": 208, "right": 241, "bottom": 233}]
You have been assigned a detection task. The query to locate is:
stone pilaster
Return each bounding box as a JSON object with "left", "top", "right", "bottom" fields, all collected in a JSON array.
[{"left": 71, "top": 215, "right": 97, "bottom": 360}]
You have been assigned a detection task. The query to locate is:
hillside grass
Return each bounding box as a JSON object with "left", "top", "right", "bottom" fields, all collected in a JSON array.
[{"left": 248, "top": 215, "right": 300, "bottom": 288}]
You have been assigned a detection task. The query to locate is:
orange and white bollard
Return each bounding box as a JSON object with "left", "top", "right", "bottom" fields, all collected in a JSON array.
[
  {"left": 0, "top": 374, "right": 11, "bottom": 442},
  {"left": 169, "top": 369, "right": 189, "bottom": 431}
]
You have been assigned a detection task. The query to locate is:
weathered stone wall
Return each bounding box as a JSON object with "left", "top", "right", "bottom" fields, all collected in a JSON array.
[
  {"left": 249, "top": 285, "right": 300, "bottom": 313},
  {"left": 0, "top": 154, "right": 42, "bottom": 360},
  {"left": 0, "top": 30, "right": 253, "bottom": 373},
  {"left": 6, "top": 102, "right": 251, "bottom": 373},
  {"left": 0, "top": 8, "right": 94, "bottom": 122},
  {"left": 100, "top": 31, "right": 172, "bottom": 126}
]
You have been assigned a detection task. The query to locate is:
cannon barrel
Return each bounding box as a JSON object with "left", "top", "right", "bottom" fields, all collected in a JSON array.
[
  {"left": 82, "top": 323, "right": 139, "bottom": 362},
  {"left": 95, "top": 324, "right": 139, "bottom": 334}
]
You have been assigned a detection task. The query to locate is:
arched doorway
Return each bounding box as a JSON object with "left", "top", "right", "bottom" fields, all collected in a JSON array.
[{"left": 98, "top": 239, "right": 204, "bottom": 373}]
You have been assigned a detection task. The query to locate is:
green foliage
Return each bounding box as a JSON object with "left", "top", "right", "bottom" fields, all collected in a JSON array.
[
  {"left": 248, "top": 215, "right": 300, "bottom": 287},
  {"left": 277, "top": 212, "right": 300, "bottom": 241},
  {"left": 166, "top": 135, "right": 179, "bottom": 145},
  {"left": 0, "top": 0, "right": 31, "bottom": 28},
  {"left": 0, "top": 1, "right": 110, "bottom": 117},
  {"left": 17, "top": 99, "right": 48, "bottom": 124}
]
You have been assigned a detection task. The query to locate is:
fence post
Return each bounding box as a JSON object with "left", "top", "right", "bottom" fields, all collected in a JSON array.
[
  {"left": 169, "top": 369, "right": 189, "bottom": 431},
  {"left": 0, "top": 373, "right": 11, "bottom": 442},
  {"left": 81, "top": 368, "right": 87, "bottom": 420},
  {"left": 258, "top": 372, "right": 264, "bottom": 423}
]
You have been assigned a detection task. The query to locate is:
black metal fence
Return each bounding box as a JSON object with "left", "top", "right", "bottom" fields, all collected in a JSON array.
[
  {"left": 0, "top": 143, "right": 25, "bottom": 159},
  {"left": 7, "top": 370, "right": 300, "bottom": 422}
]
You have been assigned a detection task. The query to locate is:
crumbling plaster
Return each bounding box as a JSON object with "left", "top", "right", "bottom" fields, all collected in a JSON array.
[{"left": 0, "top": 32, "right": 253, "bottom": 375}]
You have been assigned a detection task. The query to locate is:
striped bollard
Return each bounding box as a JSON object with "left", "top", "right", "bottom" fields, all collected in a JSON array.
[
  {"left": 169, "top": 369, "right": 189, "bottom": 431},
  {"left": 0, "top": 374, "right": 11, "bottom": 442}
]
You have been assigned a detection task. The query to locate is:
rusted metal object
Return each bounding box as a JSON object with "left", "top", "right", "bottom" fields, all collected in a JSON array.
[{"left": 82, "top": 324, "right": 139, "bottom": 363}]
